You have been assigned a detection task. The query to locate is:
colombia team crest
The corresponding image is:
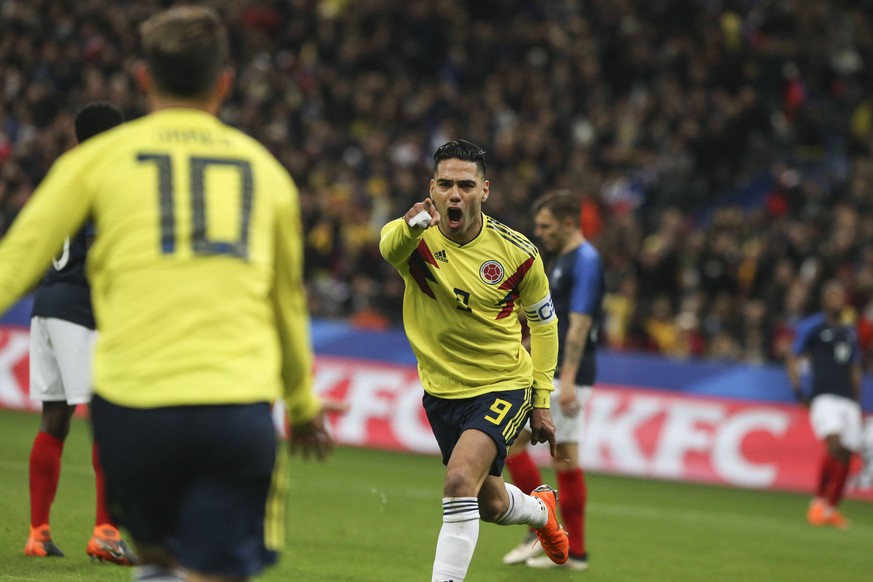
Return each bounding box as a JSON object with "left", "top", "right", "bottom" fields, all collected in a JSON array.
[{"left": 479, "top": 260, "right": 505, "bottom": 285}]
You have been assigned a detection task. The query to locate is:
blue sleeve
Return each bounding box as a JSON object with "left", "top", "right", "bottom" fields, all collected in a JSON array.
[
  {"left": 570, "top": 246, "right": 602, "bottom": 316},
  {"left": 791, "top": 316, "right": 817, "bottom": 356},
  {"left": 85, "top": 222, "right": 97, "bottom": 238},
  {"left": 849, "top": 327, "right": 861, "bottom": 363}
]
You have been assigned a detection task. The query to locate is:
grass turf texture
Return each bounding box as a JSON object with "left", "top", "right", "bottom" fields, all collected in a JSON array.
[{"left": 0, "top": 409, "right": 871, "bottom": 581}]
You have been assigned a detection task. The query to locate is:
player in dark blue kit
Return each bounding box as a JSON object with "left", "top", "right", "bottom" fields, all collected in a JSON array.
[
  {"left": 502, "top": 190, "right": 605, "bottom": 570},
  {"left": 24, "top": 103, "right": 135, "bottom": 564},
  {"left": 787, "top": 280, "right": 863, "bottom": 528}
]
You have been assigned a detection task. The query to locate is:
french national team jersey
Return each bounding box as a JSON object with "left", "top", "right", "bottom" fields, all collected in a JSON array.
[
  {"left": 549, "top": 241, "right": 604, "bottom": 386},
  {"left": 31, "top": 225, "right": 95, "bottom": 329},
  {"left": 380, "top": 214, "right": 559, "bottom": 409},
  {"left": 791, "top": 312, "right": 859, "bottom": 400},
  {"left": 0, "top": 108, "right": 318, "bottom": 423}
]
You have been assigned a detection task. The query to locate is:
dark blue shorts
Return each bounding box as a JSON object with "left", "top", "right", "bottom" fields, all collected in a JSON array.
[
  {"left": 90, "top": 396, "right": 284, "bottom": 578},
  {"left": 423, "top": 387, "right": 533, "bottom": 476}
]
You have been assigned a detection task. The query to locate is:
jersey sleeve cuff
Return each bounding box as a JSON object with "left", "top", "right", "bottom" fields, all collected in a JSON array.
[
  {"left": 532, "top": 388, "right": 551, "bottom": 409},
  {"left": 285, "top": 394, "right": 322, "bottom": 425}
]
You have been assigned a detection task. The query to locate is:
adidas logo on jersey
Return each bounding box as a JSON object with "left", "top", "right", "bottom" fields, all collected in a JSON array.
[{"left": 435, "top": 249, "right": 448, "bottom": 263}]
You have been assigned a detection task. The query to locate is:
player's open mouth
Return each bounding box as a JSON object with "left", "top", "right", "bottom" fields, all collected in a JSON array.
[{"left": 446, "top": 207, "right": 463, "bottom": 227}]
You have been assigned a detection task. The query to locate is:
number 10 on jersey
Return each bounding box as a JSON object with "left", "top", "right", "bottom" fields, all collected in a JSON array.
[{"left": 138, "top": 154, "right": 254, "bottom": 259}]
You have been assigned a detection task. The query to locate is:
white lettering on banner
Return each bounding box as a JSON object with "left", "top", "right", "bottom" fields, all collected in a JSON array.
[
  {"left": 713, "top": 410, "right": 789, "bottom": 487},
  {"left": 0, "top": 331, "right": 30, "bottom": 410},
  {"left": 393, "top": 380, "right": 440, "bottom": 453},
  {"left": 652, "top": 402, "right": 724, "bottom": 478},
  {"left": 580, "top": 392, "right": 662, "bottom": 474},
  {"left": 334, "top": 369, "right": 405, "bottom": 443},
  {"left": 577, "top": 391, "right": 788, "bottom": 488},
  {"left": 271, "top": 359, "right": 870, "bottom": 500}
]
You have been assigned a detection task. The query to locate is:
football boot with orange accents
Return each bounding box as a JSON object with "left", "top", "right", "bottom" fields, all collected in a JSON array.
[
  {"left": 86, "top": 524, "right": 138, "bottom": 565},
  {"left": 530, "top": 485, "right": 569, "bottom": 565},
  {"left": 806, "top": 498, "right": 827, "bottom": 526},
  {"left": 824, "top": 509, "right": 848, "bottom": 529},
  {"left": 24, "top": 524, "right": 64, "bottom": 557}
]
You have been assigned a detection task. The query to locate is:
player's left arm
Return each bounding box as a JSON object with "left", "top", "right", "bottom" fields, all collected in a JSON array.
[
  {"left": 520, "top": 254, "right": 558, "bottom": 409},
  {"left": 786, "top": 317, "right": 813, "bottom": 406},
  {"left": 851, "top": 360, "right": 862, "bottom": 402},
  {"left": 558, "top": 249, "right": 601, "bottom": 415},
  {"left": 0, "top": 151, "right": 91, "bottom": 313},
  {"left": 851, "top": 331, "right": 862, "bottom": 402},
  {"left": 270, "top": 173, "right": 332, "bottom": 460}
]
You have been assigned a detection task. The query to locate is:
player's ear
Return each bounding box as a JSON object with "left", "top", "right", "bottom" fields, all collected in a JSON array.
[
  {"left": 215, "top": 67, "right": 235, "bottom": 103},
  {"left": 481, "top": 179, "right": 489, "bottom": 203},
  {"left": 133, "top": 60, "right": 151, "bottom": 93}
]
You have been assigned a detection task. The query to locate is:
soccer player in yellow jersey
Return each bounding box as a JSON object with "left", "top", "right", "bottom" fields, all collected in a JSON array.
[
  {"left": 0, "top": 7, "right": 331, "bottom": 582},
  {"left": 380, "top": 139, "right": 569, "bottom": 581}
]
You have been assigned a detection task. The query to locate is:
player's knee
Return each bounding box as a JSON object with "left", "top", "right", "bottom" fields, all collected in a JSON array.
[
  {"left": 443, "top": 468, "right": 477, "bottom": 498},
  {"left": 552, "top": 453, "right": 578, "bottom": 472},
  {"left": 550, "top": 442, "right": 579, "bottom": 472},
  {"left": 39, "top": 406, "right": 74, "bottom": 440},
  {"left": 40, "top": 423, "right": 69, "bottom": 440},
  {"left": 825, "top": 437, "right": 849, "bottom": 462}
]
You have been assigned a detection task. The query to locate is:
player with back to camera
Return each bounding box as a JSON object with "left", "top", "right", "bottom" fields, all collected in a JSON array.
[
  {"left": 0, "top": 6, "right": 333, "bottom": 582},
  {"left": 24, "top": 102, "right": 137, "bottom": 565},
  {"left": 787, "top": 279, "right": 864, "bottom": 528},
  {"left": 501, "top": 190, "right": 604, "bottom": 571},
  {"left": 380, "top": 139, "right": 569, "bottom": 582}
]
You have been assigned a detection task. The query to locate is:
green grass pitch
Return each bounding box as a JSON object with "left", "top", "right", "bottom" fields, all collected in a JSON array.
[{"left": 0, "top": 409, "right": 871, "bottom": 581}]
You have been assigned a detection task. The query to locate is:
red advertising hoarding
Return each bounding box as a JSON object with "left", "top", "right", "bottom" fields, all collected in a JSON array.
[{"left": 2, "top": 330, "right": 871, "bottom": 500}]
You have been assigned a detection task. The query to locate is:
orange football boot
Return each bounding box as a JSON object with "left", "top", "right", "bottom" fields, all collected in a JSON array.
[
  {"left": 86, "top": 524, "right": 138, "bottom": 565},
  {"left": 807, "top": 498, "right": 827, "bottom": 526},
  {"left": 24, "top": 524, "right": 64, "bottom": 557},
  {"left": 530, "top": 485, "right": 569, "bottom": 565}
]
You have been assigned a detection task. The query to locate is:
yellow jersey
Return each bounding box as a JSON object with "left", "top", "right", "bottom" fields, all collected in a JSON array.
[
  {"left": 0, "top": 108, "right": 318, "bottom": 423},
  {"left": 380, "top": 214, "right": 558, "bottom": 408}
]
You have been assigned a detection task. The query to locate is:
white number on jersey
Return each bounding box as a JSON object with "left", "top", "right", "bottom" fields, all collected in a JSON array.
[{"left": 52, "top": 237, "right": 70, "bottom": 271}]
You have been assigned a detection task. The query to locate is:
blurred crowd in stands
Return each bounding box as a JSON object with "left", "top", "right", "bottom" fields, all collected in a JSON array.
[{"left": 1, "top": 0, "right": 872, "bottom": 368}]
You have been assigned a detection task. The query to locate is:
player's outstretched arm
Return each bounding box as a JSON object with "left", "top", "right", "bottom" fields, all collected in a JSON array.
[{"left": 379, "top": 198, "right": 441, "bottom": 267}]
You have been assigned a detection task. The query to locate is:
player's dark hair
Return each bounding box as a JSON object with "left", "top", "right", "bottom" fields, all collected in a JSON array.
[
  {"left": 533, "top": 190, "right": 580, "bottom": 225},
  {"left": 74, "top": 102, "right": 123, "bottom": 143},
  {"left": 433, "top": 139, "right": 487, "bottom": 178},
  {"left": 140, "top": 6, "right": 228, "bottom": 99}
]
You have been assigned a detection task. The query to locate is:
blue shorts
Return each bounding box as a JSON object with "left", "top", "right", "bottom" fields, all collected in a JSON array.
[
  {"left": 423, "top": 387, "right": 532, "bottom": 476},
  {"left": 90, "top": 396, "right": 284, "bottom": 577}
]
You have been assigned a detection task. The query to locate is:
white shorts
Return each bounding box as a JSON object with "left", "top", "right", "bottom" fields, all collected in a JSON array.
[
  {"left": 546, "top": 381, "right": 592, "bottom": 444},
  {"left": 29, "top": 317, "right": 96, "bottom": 405},
  {"left": 809, "top": 393, "right": 863, "bottom": 452}
]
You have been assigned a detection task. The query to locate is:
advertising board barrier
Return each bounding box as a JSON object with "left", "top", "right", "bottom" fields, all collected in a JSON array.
[{"left": 2, "top": 304, "right": 871, "bottom": 499}]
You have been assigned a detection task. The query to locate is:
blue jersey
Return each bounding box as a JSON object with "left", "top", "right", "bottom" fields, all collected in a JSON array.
[
  {"left": 30, "top": 225, "right": 94, "bottom": 329},
  {"left": 791, "top": 313, "right": 858, "bottom": 400},
  {"left": 550, "top": 241, "right": 605, "bottom": 386}
]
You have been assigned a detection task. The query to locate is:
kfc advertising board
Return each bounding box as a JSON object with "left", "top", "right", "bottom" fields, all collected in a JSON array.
[
  {"left": 1, "top": 316, "right": 871, "bottom": 500},
  {"left": 306, "top": 356, "right": 872, "bottom": 500}
]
